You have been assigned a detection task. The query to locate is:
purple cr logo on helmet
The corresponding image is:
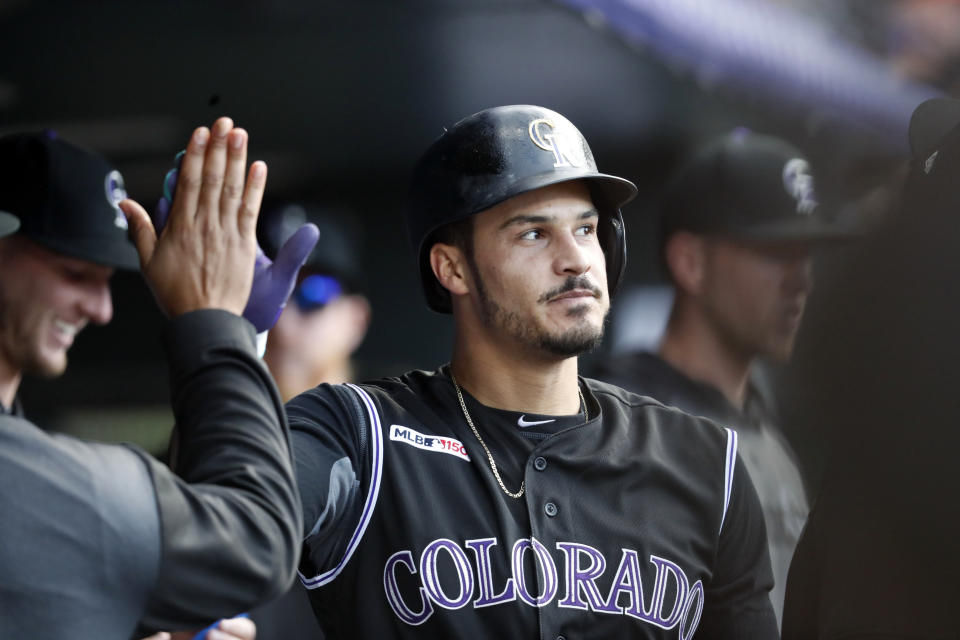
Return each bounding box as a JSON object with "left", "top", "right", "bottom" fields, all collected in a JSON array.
[{"left": 406, "top": 104, "right": 638, "bottom": 314}]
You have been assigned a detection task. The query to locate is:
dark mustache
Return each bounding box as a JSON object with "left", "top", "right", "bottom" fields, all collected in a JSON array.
[{"left": 538, "top": 276, "right": 602, "bottom": 304}]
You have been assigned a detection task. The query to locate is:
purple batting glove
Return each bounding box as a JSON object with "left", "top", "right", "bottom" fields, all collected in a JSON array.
[
  {"left": 154, "top": 151, "right": 319, "bottom": 331},
  {"left": 243, "top": 223, "right": 320, "bottom": 331}
]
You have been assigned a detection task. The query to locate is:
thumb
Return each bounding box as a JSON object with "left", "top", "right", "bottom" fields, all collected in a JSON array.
[
  {"left": 120, "top": 198, "right": 157, "bottom": 268},
  {"left": 273, "top": 223, "right": 320, "bottom": 279}
]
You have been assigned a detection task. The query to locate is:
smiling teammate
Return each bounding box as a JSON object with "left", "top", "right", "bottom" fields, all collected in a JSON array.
[
  {"left": 0, "top": 123, "right": 300, "bottom": 638},
  {"left": 287, "top": 105, "right": 778, "bottom": 638}
]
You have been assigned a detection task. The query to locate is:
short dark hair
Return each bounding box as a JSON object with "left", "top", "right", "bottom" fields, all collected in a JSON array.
[{"left": 431, "top": 216, "right": 475, "bottom": 262}]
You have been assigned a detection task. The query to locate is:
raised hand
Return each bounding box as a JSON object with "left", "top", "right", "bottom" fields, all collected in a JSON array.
[
  {"left": 152, "top": 147, "right": 318, "bottom": 332},
  {"left": 120, "top": 117, "right": 266, "bottom": 318}
]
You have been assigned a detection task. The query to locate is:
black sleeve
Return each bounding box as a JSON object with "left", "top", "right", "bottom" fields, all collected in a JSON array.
[
  {"left": 285, "top": 383, "right": 370, "bottom": 582},
  {"left": 136, "top": 310, "right": 302, "bottom": 632},
  {"left": 699, "top": 455, "right": 780, "bottom": 639}
]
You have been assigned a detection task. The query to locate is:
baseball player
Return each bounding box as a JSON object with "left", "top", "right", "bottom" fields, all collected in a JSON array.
[
  {"left": 287, "top": 105, "right": 778, "bottom": 638},
  {"left": 0, "top": 119, "right": 301, "bottom": 639},
  {"left": 593, "top": 130, "right": 854, "bottom": 626}
]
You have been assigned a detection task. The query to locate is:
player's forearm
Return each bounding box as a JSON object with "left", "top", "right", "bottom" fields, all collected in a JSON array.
[{"left": 138, "top": 309, "right": 302, "bottom": 630}]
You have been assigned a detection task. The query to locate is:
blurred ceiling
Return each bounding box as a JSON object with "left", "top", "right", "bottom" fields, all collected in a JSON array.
[{"left": 0, "top": 0, "right": 697, "bottom": 197}]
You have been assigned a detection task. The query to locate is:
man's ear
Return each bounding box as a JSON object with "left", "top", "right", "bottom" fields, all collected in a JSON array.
[
  {"left": 664, "top": 231, "right": 707, "bottom": 296},
  {"left": 429, "top": 242, "right": 471, "bottom": 298}
]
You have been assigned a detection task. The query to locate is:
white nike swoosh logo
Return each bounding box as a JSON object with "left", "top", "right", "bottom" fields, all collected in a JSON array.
[{"left": 517, "top": 415, "right": 556, "bottom": 428}]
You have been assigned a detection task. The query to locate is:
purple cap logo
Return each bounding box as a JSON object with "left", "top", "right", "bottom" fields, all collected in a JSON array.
[{"left": 104, "top": 169, "right": 129, "bottom": 230}]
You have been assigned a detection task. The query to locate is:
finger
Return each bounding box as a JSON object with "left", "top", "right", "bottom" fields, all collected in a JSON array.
[
  {"left": 238, "top": 160, "right": 267, "bottom": 237},
  {"left": 274, "top": 223, "right": 320, "bottom": 277},
  {"left": 198, "top": 117, "right": 234, "bottom": 223},
  {"left": 215, "top": 615, "right": 256, "bottom": 639},
  {"left": 138, "top": 633, "right": 171, "bottom": 640},
  {"left": 171, "top": 127, "right": 211, "bottom": 227},
  {"left": 119, "top": 198, "right": 157, "bottom": 268},
  {"left": 220, "top": 128, "right": 248, "bottom": 227}
]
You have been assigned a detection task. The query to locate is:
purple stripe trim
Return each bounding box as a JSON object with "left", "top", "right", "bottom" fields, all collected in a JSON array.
[
  {"left": 300, "top": 384, "right": 384, "bottom": 588},
  {"left": 719, "top": 428, "right": 737, "bottom": 535}
]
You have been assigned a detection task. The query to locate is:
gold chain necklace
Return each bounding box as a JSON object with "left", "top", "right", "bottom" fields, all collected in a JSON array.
[{"left": 450, "top": 372, "right": 588, "bottom": 499}]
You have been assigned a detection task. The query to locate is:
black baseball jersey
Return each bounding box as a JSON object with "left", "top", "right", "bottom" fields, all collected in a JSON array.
[
  {"left": 594, "top": 351, "right": 809, "bottom": 626},
  {"left": 290, "top": 366, "right": 777, "bottom": 638}
]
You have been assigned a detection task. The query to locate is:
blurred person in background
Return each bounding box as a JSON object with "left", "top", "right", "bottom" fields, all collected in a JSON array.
[
  {"left": 261, "top": 204, "right": 370, "bottom": 401},
  {"left": 883, "top": 0, "right": 960, "bottom": 89},
  {"left": 781, "top": 97, "right": 960, "bottom": 638},
  {"left": 0, "top": 122, "right": 300, "bottom": 639},
  {"left": 252, "top": 205, "right": 370, "bottom": 640},
  {"left": 594, "top": 129, "right": 855, "bottom": 626}
]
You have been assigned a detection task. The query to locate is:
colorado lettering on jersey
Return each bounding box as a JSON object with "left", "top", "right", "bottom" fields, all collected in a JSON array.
[
  {"left": 383, "top": 536, "right": 704, "bottom": 638},
  {"left": 389, "top": 425, "right": 470, "bottom": 462}
]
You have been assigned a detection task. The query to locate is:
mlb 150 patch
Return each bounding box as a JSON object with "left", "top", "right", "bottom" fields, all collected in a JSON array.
[{"left": 389, "top": 425, "right": 470, "bottom": 462}]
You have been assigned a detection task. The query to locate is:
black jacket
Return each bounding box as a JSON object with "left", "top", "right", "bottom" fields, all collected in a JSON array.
[{"left": 0, "top": 310, "right": 302, "bottom": 639}]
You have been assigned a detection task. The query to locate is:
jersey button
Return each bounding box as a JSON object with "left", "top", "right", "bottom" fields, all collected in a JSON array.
[
  {"left": 544, "top": 502, "right": 558, "bottom": 517},
  {"left": 534, "top": 456, "right": 548, "bottom": 471}
]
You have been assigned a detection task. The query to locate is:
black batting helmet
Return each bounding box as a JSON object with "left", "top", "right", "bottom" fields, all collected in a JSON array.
[{"left": 407, "top": 105, "right": 638, "bottom": 313}]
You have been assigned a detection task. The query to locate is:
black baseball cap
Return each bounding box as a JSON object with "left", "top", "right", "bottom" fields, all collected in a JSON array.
[
  {"left": 903, "top": 98, "right": 960, "bottom": 213},
  {"left": 661, "top": 129, "right": 855, "bottom": 244},
  {"left": 0, "top": 130, "right": 139, "bottom": 270},
  {"left": 908, "top": 97, "right": 960, "bottom": 161},
  {"left": 259, "top": 203, "right": 363, "bottom": 291}
]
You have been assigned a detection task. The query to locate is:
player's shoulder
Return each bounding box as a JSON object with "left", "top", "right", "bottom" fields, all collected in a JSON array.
[
  {"left": 584, "top": 377, "right": 737, "bottom": 500},
  {"left": 585, "top": 375, "right": 731, "bottom": 445},
  {"left": 0, "top": 413, "right": 135, "bottom": 470},
  {"left": 294, "top": 366, "right": 452, "bottom": 418},
  {"left": 287, "top": 368, "right": 451, "bottom": 430},
  {"left": 591, "top": 351, "right": 702, "bottom": 405},
  {"left": 585, "top": 375, "right": 664, "bottom": 408},
  {"left": 353, "top": 366, "right": 448, "bottom": 401}
]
